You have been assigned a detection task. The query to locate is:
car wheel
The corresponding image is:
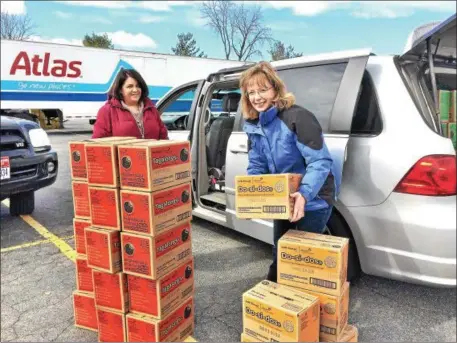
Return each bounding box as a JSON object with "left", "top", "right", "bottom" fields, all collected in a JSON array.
[
  {"left": 9, "top": 191, "right": 35, "bottom": 216},
  {"left": 325, "top": 210, "right": 361, "bottom": 282}
]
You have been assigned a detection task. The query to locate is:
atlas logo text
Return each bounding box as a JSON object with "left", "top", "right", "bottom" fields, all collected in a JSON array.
[{"left": 10, "top": 51, "right": 82, "bottom": 78}]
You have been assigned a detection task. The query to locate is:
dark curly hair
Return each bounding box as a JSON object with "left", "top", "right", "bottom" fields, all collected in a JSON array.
[{"left": 108, "top": 68, "right": 149, "bottom": 103}]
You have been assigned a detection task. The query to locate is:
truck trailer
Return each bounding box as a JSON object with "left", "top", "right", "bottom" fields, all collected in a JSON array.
[{"left": 0, "top": 39, "right": 248, "bottom": 129}]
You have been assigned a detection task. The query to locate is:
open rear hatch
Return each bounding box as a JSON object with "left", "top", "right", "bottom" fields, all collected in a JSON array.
[{"left": 400, "top": 13, "right": 456, "bottom": 133}]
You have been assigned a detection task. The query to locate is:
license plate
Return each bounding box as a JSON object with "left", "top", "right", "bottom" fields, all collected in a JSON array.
[{"left": 1, "top": 156, "right": 11, "bottom": 180}]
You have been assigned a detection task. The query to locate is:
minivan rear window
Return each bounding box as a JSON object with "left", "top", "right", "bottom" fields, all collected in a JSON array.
[{"left": 278, "top": 63, "right": 347, "bottom": 133}]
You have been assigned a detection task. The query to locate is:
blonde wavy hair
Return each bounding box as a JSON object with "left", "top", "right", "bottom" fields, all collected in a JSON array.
[{"left": 240, "top": 61, "right": 295, "bottom": 120}]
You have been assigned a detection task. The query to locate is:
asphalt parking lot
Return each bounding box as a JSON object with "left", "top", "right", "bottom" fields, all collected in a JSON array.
[{"left": 1, "top": 131, "right": 456, "bottom": 342}]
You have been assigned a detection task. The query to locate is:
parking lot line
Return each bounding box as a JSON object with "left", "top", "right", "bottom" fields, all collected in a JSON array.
[
  {"left": 1, "top": 199, "right": 76, "bottom": 261},
  {"left": 1, "top": 235, "right": 74, "bottom": 253}
]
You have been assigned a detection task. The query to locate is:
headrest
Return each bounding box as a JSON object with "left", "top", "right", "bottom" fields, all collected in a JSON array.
[{"left": 222, "top": 93, "right": 241, "bottom": 112}]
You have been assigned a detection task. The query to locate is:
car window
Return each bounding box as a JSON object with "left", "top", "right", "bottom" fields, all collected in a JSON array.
[
  {"left": 351, "top": 72, "right": 382, "bottom": 135},
  {"left": 278, "top": 63, "right": 347, "bottom": 133},
  {"left": 160, "top": 88, "right": 197, "bottom": 131}
]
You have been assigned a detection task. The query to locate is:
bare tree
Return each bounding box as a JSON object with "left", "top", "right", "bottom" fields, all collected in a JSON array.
[
  {"left": 231, "top": 3, "right": 272, "bottom": 61},
  {"left": 0, "top": 12, "right": 35, "bottom": 40},
  {"left": 200, "top": 0, "right": 272, "bottom": 61},
  {"left": 200, "top": 0, "right": 234, "bottom": 59}
]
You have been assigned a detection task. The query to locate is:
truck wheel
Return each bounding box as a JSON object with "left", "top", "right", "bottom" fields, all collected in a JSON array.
[
  {"left": 326, "top": 210, "right": 361, "bottom": 282},
  {"left": 9, "top": 191, "right": 35, "bottom": 216}
]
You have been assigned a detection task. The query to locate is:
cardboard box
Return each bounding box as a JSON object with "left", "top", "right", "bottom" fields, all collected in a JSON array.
[
  {"left": 451, "top": 90, "right": 456, "bottom": 122},
  {"left": 76, "top": 254, "right": 94, "bottom": 293},
  {"left": 120, "top": 182, "right": 192, "bottom": 236},
  {"left": 89, "top": 186, "right": 121, "bottom": 231},
  {"left": 96, "top": 307, "right": 127, "bottom": 342},
  {"left": 69, "top": 141, "right": 88, "bottom": 181},
  {"left": 69, "top": 137, "right": 137, "bottom": 182},
  {"left": 439, "top": 90, "right": 452, "bottom": 122},
  {"left": 85, "top": 227, "right": 122, "bottom": 274},
  {"left": 93, "top": 270, "right": 129, "bottom": 313},
  {"left": 243, "top": 280, "right": 320, "bottom": 342},
  {"left": 449, "top": 122, "right": 456, "bottom": 149},
  {"left": 278, "top": 230, "right": 349, "bottom": 296},
  {"left": 128, "top": 257, "right": 194, "bottom": 319},
  {"left": 121, "top": 221, "right": 192, "bottom": 280},
  {"left": 235, "top": 173, "right": 302, "bottom": 220},
  {"left": 118, "top": 140, "right": 191, "bottom": 192},
  {"left": 126, "top": 296, "right": 194, "bottom": 342},
  {"left": 72, "top": 181, "right": 91, "bottom": 220},
  {"left": 341, "top": 324, "right": 359, "bottom": 342},
  {"left": 241, "top": 333, "right": 261, "bottom": 342},
  {"left": 441, "top": 122, "right": 449, "bottom": 137},
  {"left": 73, "top": 290, "right": 98, "bottom": 332},
  {"left": 86, "top": 138, "right": 142, "bottom": 188},
  {"left": 327, "top": 324, "right": 359, "bottom": 342},
  {"left": 304, "top": 282, "right": 350, "bottom": 342},
  {"left": 73, "top": 218, "right": 91, "bottom": 255}
]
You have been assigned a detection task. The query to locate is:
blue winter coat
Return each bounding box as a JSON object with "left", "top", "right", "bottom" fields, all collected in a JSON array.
[{"left": 243, "top": 104, "right": 339, "bottom": 212}]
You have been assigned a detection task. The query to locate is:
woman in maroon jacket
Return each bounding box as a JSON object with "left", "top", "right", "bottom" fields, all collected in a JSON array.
[{"left": 92, "top": 68, "right": 168, "bottom": 139}]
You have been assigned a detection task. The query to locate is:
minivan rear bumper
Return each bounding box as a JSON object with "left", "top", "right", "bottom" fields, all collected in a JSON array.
[{"left": 347, "top": 192, "right": 456, "bottom": 287}]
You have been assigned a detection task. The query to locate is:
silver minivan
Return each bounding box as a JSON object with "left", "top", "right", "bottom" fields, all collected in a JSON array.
[{"left": 157, "top": 14, "right": 456, "bottom": 287}]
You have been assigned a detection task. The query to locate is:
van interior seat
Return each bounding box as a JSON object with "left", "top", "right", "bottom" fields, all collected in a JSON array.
[{"left": 206, "top": 92, "right": 240, "bottom": 179}]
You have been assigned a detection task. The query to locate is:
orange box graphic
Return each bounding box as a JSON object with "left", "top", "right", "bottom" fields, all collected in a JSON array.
[
  {"left": 118, "top": 140, "right": 191, "bottom": 192},
  {"left": 304, "top": 282, "right": 350, "bottom": 341},
  {"left": 85, "top": 227, "right": 122, "bottom": 274},
  {"left": 72, "top": 181, "right": 90, "bottom": 220},
  {"left": 73, "top": 290, "right": 98, "bottom": 332},
  {"left": 89, "top": 186, "right": 121, "bottom": 231},
  {"left": 93, "top": 270, "right": 129, "bottom": 313},
  {"left": 96, "top": 307, "right": 127, "bottom": 342},
  {"left": 73, "top": 218, "right": 91, "bottom": 255},
  {"left": 278, "top": 230, "right": 349, "bottom": 296},
  {"left": 69, "top": 141, "right": 88, "bottom": 181},
  {"left": 76, "top": 254, "right": 94, "bottom": 292},
  {"left": 121, "top": 182, "right": 192, "bottom": 236},
  {"left": 121, "top": 221, "right": 192, "bottom": 279},
  {"left": 85, "top": 138, "right": 141, "bottom": 188},
  {"left": 243, "top": 280, "right": 320, "bottom": 342},
  {"left": 126, "top": 296, "right": 194, "bottom": 342},
  {"left": 128, "top": 257, "right": 194, "bottom": 319}
]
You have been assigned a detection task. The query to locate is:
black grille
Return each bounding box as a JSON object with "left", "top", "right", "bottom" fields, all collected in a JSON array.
[
  {"left": 10, "top": 165, "right": 37, "bottom": 180},
  {"left": 0, "top": 129, "right": 27, "bottom": 151}
]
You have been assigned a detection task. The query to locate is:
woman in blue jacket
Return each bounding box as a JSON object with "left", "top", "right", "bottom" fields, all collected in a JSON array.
[{"left": 240, "top": 61, "right": 340, "bottom": 282}]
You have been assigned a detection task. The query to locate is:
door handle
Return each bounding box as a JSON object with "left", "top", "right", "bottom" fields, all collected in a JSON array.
[{"left": 230, "top": 144, "right": 248, "bottom": 154}]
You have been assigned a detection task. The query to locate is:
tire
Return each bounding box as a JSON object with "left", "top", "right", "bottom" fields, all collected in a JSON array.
[
  {"left": 326, "top": 210, "right": 361, "bottom": 282},
  {"left": 9, "top": 191, "right": 35, "bottom": 216}
]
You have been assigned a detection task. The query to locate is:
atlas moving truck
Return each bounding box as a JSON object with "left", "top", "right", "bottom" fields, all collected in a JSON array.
[{"left": 0, "top": 39, "right": 248, "bottom": 129}]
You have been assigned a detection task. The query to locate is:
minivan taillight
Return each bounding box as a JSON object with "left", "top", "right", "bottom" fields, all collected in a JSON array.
[{"left": 393, "top": 155, "right": 456, "bottom": 196}]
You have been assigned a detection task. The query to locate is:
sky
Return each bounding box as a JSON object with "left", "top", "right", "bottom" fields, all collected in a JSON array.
[{"left": 1, "top": 1, "right": 455, "bottom": 61}]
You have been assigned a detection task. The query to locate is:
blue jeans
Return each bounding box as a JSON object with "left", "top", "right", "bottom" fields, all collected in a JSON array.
[{"left": 270, "top": 206, "right": 333, "bottom": 271}]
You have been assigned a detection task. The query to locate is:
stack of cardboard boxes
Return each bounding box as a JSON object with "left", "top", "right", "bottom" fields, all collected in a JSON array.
[
  {"left": 70, "top": 137, "right": 195, "bottom": 342},
  {"left": 439, "top": 90, "right": 456, "bottom": 149},
  {"left": 236, "top": 173, "right": 358, "bottom": 343}
]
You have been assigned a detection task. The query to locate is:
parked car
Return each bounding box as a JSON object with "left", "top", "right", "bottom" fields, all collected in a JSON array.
[
  {"left": 156, "top": 14, "right": 456, "bottom": 287},
  {"left": 0, "top": 115, "right": 58, "bottom": 215}
]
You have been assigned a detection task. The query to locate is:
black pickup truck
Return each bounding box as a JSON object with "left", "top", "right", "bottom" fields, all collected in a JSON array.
[{"left": 0, "top": 115, "right": 58, "bottom": 215}]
